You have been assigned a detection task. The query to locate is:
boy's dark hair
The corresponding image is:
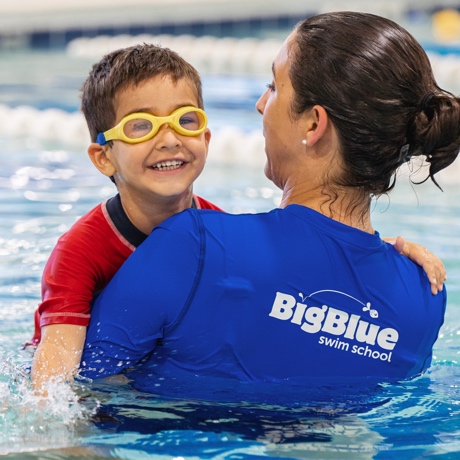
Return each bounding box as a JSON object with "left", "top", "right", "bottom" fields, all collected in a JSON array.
[{"left": 81, "top": 43, "right": 204, "bottom": 142}]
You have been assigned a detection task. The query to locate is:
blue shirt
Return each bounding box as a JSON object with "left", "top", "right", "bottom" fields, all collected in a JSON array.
[{"left": 80, "top": 205, "right": 446, "bottom": 385}]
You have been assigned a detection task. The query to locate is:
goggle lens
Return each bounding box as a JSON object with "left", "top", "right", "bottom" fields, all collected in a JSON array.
[{"left": 123, "top": 118, "right": 153, "bottom": 140}]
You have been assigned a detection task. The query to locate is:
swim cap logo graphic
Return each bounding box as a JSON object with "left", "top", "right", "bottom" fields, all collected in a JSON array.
[{"left": 269, "top": 290, "right": 399, "bottom": 363}]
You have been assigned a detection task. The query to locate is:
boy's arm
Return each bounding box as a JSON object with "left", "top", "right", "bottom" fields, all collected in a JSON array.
[
  {"left": 386, "top": 236, "right": 446, "bottom": 295},
  {"left": 31, "top": 324, "right": 87, "bottom": 393}
]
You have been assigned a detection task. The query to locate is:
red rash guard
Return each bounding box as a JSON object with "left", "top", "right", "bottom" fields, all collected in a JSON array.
[{"left": 30, "top": 194, "right": 222, "bottom": 345}]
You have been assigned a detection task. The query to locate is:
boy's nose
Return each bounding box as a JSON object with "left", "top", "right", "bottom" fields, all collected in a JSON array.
[{"left": 155, "top": 124, "right": 181, "bottom": 148}]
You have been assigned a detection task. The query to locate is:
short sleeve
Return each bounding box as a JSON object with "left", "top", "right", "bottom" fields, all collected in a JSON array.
[{"left": 80, "top": 210, "right": 203, "bottom": 379}]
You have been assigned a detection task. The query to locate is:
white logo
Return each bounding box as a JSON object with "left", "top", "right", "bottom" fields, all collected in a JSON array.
[{"left": 269, "top": 290, "right": 399, "bottom": 363}]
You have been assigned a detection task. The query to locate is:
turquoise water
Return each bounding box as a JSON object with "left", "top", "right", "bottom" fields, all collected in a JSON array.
[{"left": 0, "top": 46, "right": 459, "bottom": 459}]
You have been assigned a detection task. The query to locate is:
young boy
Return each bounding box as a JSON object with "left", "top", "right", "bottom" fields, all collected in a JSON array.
[{"left": 30, "top": 44, "right": 222, "bottom": 390}]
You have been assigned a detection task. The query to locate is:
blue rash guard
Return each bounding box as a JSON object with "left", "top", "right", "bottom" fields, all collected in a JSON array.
[{"left": 80, "top": 205, "right": 446, "bottom": 385}]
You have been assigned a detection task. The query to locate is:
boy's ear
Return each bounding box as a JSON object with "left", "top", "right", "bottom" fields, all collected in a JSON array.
[
  {"left": 87, "top": 143, "right": 116, "bottom": 177},
  {"left": 204, "top": 128, "right": 211, "bottom": 157}
]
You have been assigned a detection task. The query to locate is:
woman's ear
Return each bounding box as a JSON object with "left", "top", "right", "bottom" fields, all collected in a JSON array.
[
  {"left": 303, "top": 105, "right": 329, "bottom": 147},
  {"left": 87, "top": 143, "right": 116, "bottom": 178}
]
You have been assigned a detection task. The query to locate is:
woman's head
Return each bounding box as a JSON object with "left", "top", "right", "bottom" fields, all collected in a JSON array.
[{"left": 287, "top": 11, "right": 459, "bottom": 195}]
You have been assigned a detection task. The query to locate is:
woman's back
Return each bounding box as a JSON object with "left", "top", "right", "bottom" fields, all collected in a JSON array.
[{"left": 81, "top": 207, "right": 445, "bottom": 385}]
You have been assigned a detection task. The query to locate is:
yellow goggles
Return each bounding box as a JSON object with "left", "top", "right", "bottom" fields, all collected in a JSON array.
[{"left": 96, "top": 106, "right": 208, "bottom": 145}]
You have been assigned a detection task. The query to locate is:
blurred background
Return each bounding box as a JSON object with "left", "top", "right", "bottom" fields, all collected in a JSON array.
[
  {"left": 2, "top": 0, "right": 460, "bottom": 47},
  {"left": 1, "top": 0, "right": 460, "bottom": 157}
]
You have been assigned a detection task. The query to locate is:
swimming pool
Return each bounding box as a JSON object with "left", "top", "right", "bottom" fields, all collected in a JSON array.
[{"left": 0, "top": 36, "right": 459, "bottom": 458}]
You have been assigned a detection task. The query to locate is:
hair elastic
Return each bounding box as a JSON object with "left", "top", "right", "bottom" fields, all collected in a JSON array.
[
  {"left": 421, "top": 92, "right": 435, "bottom": 112},
  {"left": 398, "top": 144, "right": 411, "bottom": 164}
]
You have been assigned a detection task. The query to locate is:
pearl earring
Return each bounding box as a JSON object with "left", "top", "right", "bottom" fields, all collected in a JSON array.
[{"left": 301, "top": 139, "right": 307, "bottom": 146}]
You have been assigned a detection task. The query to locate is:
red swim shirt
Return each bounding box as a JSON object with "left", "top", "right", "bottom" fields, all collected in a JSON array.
[{"left": 30, "top": 194, "right": 222, "bottom": 345}]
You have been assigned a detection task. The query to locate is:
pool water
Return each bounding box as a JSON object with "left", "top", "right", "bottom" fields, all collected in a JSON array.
[{"left": 0, "top": 43, "right": 459, "bottom": 459}]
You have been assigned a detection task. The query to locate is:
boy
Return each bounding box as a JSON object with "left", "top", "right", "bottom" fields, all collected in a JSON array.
[{"left": 30, "top": 44, "right": 222, "bottom": 390}]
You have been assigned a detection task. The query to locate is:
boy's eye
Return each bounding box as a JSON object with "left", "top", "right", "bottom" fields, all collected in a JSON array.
[
  {"left": 266, "top": 83, "right": 275, "bottom": 92},
  {"left": 124, "top": 119, "right": 152, "bottom": 138},
  {"left": 179, "top": 112, "right": 200, "bottom": 129},
  {"left": 132, "top": 121, "right": 151, "bottom": 131}
]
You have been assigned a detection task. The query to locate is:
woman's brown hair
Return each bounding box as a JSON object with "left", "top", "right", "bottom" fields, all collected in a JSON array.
[{"left": 290, "top": 11, "right": 460, "bottom": 194}]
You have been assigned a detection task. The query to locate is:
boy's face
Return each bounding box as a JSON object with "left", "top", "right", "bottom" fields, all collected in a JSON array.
[{"left": 103, "top": 75, "right": 210, "bottom": 208}]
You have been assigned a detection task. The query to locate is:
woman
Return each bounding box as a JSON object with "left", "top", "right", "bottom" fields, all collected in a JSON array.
[{"left": 80, "top": 12, "right": 458, "bottom": 385}]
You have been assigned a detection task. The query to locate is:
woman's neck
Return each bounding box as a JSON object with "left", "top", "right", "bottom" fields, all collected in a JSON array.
[{"left": 280, "top": 182, "right": 374, "bottom": 234}]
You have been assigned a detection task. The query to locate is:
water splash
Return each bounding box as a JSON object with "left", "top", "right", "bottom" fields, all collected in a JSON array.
[{"left": 0, "top": 355, "right": 99, "bottom": 455}]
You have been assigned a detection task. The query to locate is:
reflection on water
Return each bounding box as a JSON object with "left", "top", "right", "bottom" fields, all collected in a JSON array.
[{"left": 84, "top": 379, "right": 386, "bottom": 460}]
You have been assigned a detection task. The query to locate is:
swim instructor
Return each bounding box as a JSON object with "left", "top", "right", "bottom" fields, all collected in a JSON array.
[{"left": 80, "top": 12, "right": 458, "bottom": 384}]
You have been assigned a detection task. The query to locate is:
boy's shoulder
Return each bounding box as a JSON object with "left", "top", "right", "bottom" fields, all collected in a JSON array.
[
  {"left": 58, "top": 200, "right": 114, "bottom": 245},
  {"left": 50, "top": 197, "right": 135, "bottom": 270},
  {"left": 194, "top": 195, "right": 223, "bottom": 212},
  {"left": 69, "top": 199, "right": 106, "bottom": 225}
]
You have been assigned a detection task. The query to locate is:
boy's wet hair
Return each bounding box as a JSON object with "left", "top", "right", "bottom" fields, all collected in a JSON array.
[{"left": 81, "top": 43, "right": 204, "bottom": 142}]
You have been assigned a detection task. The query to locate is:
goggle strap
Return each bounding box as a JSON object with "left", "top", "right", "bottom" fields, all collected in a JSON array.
[{"left": 96, "top": 133, "right": 108, "bottom": 145}]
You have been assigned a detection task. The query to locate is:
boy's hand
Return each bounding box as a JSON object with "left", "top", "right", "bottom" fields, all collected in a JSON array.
[
  {"left": 384, "top": 236, "right": 447, "bottom": 295},
  {"left": 31, "top": 324, "right": 87, "bottom": 396}
]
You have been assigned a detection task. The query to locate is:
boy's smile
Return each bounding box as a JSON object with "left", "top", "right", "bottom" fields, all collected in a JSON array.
[{"left": 150, "top": 159, "right": 185, "bottom": 171}]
